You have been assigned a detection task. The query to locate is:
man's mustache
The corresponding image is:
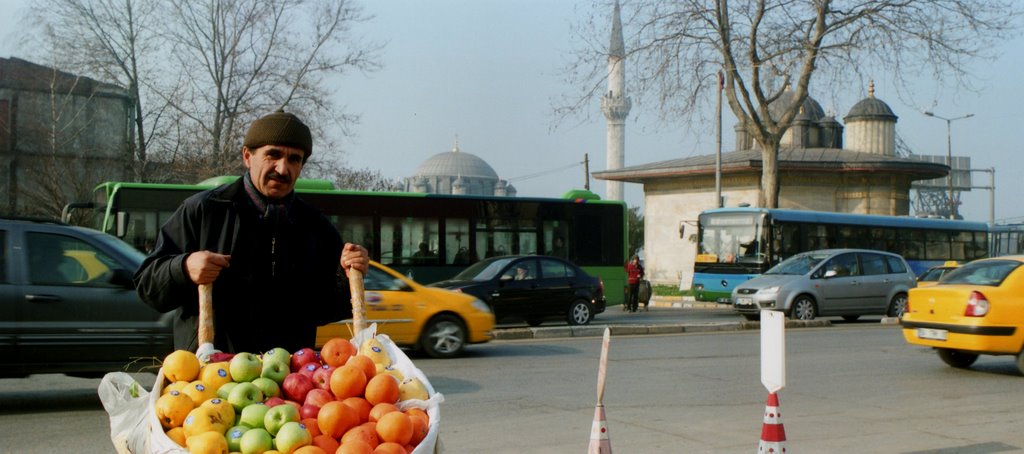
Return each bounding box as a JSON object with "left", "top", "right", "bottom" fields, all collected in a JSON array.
[{"left": 267, "top": 172, "right": 292, "bottom": 184}]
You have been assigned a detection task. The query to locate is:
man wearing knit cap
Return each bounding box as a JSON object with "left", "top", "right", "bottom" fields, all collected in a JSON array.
[{"left": 135, "top": 109, "right": 369, "bottom": 357}]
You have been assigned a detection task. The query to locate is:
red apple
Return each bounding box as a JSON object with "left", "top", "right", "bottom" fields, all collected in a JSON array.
[
  {"left": 311, "top": 365, "right": 335, "bottom": 390},
  {"left": 290, "top": 348, "right": 319, "bottom": 372},
  {"left": 304, "top": 388, "right": 334, "bottom": 409},
  {"left": 281, "top": 372, "right": 316, "bottom": 403},
  {"left": 300, "top": 403, "right": 321, "bottom": 420},
  {"left": 298, "top": 362, "right": 320, "bottom": 378},
  {"left": 264, "top": 396, "right": 286, "bottom": 408}
]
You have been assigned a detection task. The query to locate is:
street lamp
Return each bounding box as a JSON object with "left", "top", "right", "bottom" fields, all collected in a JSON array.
[{"left": 923, "top": 111, "right": 974, "bottom": 219}]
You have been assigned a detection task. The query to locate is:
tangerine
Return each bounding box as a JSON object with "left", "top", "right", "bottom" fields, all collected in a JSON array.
[
  {"left": 367, "top": 403, "right": 398, "bottom": 423},
  {"left": 163, "top": 350, "right": 201, "bottom": 382},
  {"left": 302, "top": 417, "right": 322, "bottom": 437},
  {"left": 373, "top": 441, "right": 406, "bottom": 454},
  {"left": 330, "top": 365, "right": 368, "bottom": 400},
  {"left": 336, "top": 439, "right": 374, "bottom": 454},
  {"left": 318, "top": 400, "right": 360, "bottom": 439},
  {"left": 293, "top": 445, "right": 328, "bottom": 454},
  {"left": 341, "top": 423, "right": 379, "bottom": 448},
  {"left": 403, "top": 407, "right": 428, "bottom": 425},
  {"left": 342, "top": 397, "right": 373, "bottom": 423},
  {"left": 345, "top": 355, "right": 377, "bottom": 381},
  {"left": 364, "top": 374, "right": 399, "bottom": 406},
  {"left": 406, "top": 412, "right": 428, "bottom": 447},
  {"left": 375, "top": 412, "right": 412, "bottom": 445},
  {"left": 311, "top": 433, "right": 340, "bottom": 453},
  {"left": 320, "top": 338, "right": 357, "bottom": 368}
]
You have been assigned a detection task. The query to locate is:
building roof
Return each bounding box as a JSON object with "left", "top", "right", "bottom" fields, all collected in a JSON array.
[
  {"left": 844, "top": 96, "right": 898, "bottom": 122},
  {"left": 592, "top": 148, "right": 949, "bottom": 183},
  {"left": 0, "top": 57, "right": 128, "bottom": 98}
]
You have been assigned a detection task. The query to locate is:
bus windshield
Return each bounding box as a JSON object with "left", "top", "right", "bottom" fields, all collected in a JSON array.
[{"left": 697, "top": 212, "right": 766, "bottom": 264}]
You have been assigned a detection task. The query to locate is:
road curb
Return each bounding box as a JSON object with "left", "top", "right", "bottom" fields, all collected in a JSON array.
[{"left": 491, "top": 318, "right": 835, "bottom": 341}]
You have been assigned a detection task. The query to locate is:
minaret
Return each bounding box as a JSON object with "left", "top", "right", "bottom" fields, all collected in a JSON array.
[{"left": 601, "top": 0, "right": 631, "bottom": 201}]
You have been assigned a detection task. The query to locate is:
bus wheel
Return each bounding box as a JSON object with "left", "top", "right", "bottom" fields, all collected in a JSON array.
[
  {"left": 938, "top": 348, "right": 978, "bottom": 369},
  {"left": 567, "top": 300, "right": 593, "bottom": 325},
  {"left": 790, "top": 296, "right": 817, "bottom": 320},
  {"left": 888, "top": 293, "right": 908, "bottom": 318},
  {"left": 419, "top": 314, "right": 467, "bottom": 359}
]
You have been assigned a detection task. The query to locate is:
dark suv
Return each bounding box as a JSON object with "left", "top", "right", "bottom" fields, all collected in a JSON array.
[
  {"left": 430, "top": 255, "right": 606, "bottom": 326},
  {"left": 0, "top": 218, "right": 173, "bottom": 377}
]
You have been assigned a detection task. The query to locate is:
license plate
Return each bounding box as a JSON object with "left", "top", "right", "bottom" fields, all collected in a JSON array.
[
  {"left": 736, "top": 297, "right": 753, "bottom": 306},
  {"left": 917, "top": 328, "right": 948, "bottom": 341}
]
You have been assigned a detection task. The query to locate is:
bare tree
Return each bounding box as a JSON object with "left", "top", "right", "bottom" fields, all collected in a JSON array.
[
  {"left": 26, "top": 0, "right": 382, "bottom": 185},
  {"left": 559, "top": 0, "right": 1020, "bottom": 208},
  {"left": 330, "top": 167, "right": 404, "bottom": 191}
]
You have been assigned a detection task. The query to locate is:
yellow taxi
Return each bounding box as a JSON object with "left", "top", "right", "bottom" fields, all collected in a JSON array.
[
  {"left": 901, "top": 256, "right": 1024, "bottom": 374},
  {"left": 316, "top": 261, "right": 495, "bottom": 358},
  {"left": 915, "top": 260, "right": 961, "bottom": 287}
]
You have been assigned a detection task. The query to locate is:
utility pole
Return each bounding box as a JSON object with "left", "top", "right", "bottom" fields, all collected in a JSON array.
[
  {"left": 716, "top": 71, "right": 723, "bottom": 208},
  {"left": 923, "top": 111, "right": 974, "bottom": 219},
  {"left": 584, "top": 153, "right": 590, "bottom": 191}
]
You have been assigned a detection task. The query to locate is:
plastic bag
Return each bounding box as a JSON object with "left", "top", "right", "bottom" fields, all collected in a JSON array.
[{"left": 98, "top": 372, "right": 153, "bottom": 454}]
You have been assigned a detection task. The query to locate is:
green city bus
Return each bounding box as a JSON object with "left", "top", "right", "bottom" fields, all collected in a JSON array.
[{"left": 65, "top": 176, "right": 629, "bottom": 305}]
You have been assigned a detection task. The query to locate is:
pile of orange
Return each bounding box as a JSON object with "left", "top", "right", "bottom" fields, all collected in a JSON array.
[{"left": 153, "top": 334, "right": 434, "bottom": 454}]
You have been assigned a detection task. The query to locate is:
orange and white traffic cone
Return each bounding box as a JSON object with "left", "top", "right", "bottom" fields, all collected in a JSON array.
[
  {"left": 588, "top": 403, "right": 611, "bottom": 453},
  {"left": 758, "top": 392, "right": 786, "bottom": 453}
]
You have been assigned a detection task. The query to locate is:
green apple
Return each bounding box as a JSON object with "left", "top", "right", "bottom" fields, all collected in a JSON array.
[
  {"left": 227, "top": 382, "right": 265, "bottom": 412},
  {"left": 224, "top": 425, "right": 250, "bottom": 452},
  {"left": 260, "top": 358, "right": 290, "bottom": 384},
  {"left": 251, "top": 376, "right": 280, "bottom": 399},
  {"left": 238, "top": 402, "right": 270, "bottom": 430},
  {"left": 230, "top": 352, "right": 263, "bottom": 383},
  {"left": 262, "top": 347, "right": 291, "bottom": 366},
  {"left": 216, "top": 381, "right": 238, "bottom": 400},
  {"left": 239, "top": 427, "right": 273, "bottom": 454},
  {"left": 263, "top": 402, "right": 300, "bottom": 436},
  {"left": 273, "top": 421, "right": 312, "bottom": 453}
]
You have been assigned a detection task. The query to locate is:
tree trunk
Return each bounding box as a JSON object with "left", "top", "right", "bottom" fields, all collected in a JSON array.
[{"left": 759, "top": 140, "right": 780, "bottom": 208}]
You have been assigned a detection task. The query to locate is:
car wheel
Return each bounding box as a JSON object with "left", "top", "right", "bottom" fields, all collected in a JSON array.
[
  {"left": 937, "top": 348, "right": 979, "bottom": 369},
  {"left": 789, "top": 296, "right": 817, "bottom": 320},
  {"left": 841, "top": 315, "right": 860, "bottom": 322},
  {"left": 742, "top": 313, "right": 760, "bottom": 321},
  {"left": 567, "top": 300, "right": 593, "bottom": 325},
  {"left": 887, "top": 293, "right": 908, "bottom": 318},
  {"left": 419, "top": 314, "right": 467, "bottom": 359},
  {"left": 1016, "top": 350, "right": 1024, "bottom": 376}
]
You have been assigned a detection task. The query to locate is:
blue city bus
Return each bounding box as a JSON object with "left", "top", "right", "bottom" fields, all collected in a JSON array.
[
  {"left": 691, "top": 208, "right": 990, "bottom": 302},
  {"left": 989, "top": 224, "right": 1024, "bottom": 257}
]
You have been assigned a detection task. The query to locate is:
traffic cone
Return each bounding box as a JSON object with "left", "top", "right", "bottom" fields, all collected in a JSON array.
[
  {"left": 758, "top": 392, "right": 786, "bottom": 453},
  {"left": 588, "top": 403, "right": 611, "bottom": 453}
]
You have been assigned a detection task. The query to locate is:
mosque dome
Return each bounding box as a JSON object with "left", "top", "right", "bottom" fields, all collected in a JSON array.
[
  {"left": 412, "top": 142, "right": 498, "bottom": 180},
  {"left": 844, "top": 84, "right": 897, "bottom": 122},
  {"left": 769, "top": 88, "right": 825, "bottom": 122}
]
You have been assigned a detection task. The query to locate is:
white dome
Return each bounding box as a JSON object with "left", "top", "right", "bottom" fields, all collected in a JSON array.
[{"left": 412, "top": 145, "right": 498, "bottom": 180}]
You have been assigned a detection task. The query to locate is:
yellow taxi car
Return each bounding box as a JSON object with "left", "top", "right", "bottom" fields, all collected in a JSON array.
[
  {"left": 316, "top": 261, "right": 495, "bottom": 358},
  {"left": 901, "top": 256, "right": 1024, "bottom": 374},
  {"left": 915, "top": 260, "right": 961, "bottom": 288}
]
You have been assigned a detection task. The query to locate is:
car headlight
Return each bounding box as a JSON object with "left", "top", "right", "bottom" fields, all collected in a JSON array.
[
  {"left": 470, "top": 299, "right": 491, "bottom": 314},
  {"left": 758, "top": 286, "right": 780, "bottom": 295}
]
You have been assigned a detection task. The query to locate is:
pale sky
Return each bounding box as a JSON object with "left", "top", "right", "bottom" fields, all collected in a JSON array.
[{"left": 2, "top": 1, "right": 1022, "bottom": 224}]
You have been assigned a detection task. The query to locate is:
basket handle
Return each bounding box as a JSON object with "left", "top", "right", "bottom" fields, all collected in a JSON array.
[
  {"left": 198, "top": 283, "right": 214, "bottom": 346},
  {"left": 349, "top": 268, "right": 366, "bottom": 334}
]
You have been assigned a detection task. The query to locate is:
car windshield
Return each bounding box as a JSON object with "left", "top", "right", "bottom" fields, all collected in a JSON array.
[
  {"left": 451, "top": 257, "right": 516, "bottom": 282},
  {"left": 764, "top": 252, "right": 831, "bottom": 275},
  {"left": 940, "top": 260, "right": 1020, "bottom": 286}
]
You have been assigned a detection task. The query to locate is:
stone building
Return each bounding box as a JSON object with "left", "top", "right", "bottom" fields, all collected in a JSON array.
[
  {"left": 0, "top": 57, "right": 132, "bottom": 217},
  {"left": 405, "top": 139, "right": 516, "bottom": 197},
  {"left": 594, "top": 86, "right": 948, "bottom": 287}
]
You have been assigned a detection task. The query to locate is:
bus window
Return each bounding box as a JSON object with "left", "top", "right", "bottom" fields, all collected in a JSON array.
[
  {"left": 543, "top": 221, "right": 569, "bottom": 259},
  {"left": 381, "top": 217, "right": 438, "bottom": 265},
  {"left": 445, "top": 218, "right": 471, "bottom": 264},
  {"left": 901, "top": 230, "right": 924, "bottom": 260},
  {"left": 925, "top": 230, "right": 951, "bottom": 260},
  {"left": 333, "top": 216, "right": 374, "bottom": 259}
]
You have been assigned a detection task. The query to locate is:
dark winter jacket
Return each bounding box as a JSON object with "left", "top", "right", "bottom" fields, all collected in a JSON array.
[{"left": 134, "top": 177, "right": 351, "bottom": 353}]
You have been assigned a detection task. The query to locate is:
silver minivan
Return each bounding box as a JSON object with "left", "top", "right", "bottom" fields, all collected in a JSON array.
[{"left": 731, "top": 249, "right": 916, "bottom": 321}]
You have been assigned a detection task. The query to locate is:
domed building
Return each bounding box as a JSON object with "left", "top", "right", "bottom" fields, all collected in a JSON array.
[
  {"left": 405, "top": 139, "right": 516, "bottom": 197},
  {"left": 594, "top": 84, "right": 949, "bottom": 287}
]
